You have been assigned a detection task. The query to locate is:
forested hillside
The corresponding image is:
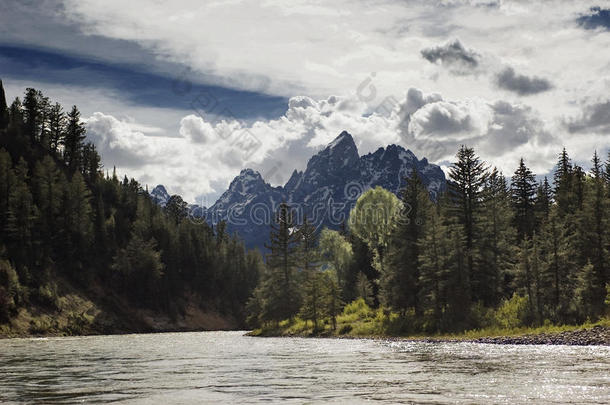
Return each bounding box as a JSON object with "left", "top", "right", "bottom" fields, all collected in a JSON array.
[
  {"left": 0, "top": 82, "right": 262, "bottom": 336},
  {"left": 248, "top": 144, "right": 610, "bottom": 335}
]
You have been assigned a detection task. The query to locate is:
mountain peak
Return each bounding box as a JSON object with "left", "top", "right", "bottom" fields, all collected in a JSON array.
[
  {"left": 306, "top": 130, "right": 359, "bottom": 173},
  {"left": 150, "top": 184, "right": 170, "bottom": 207},
  {"left": 231, "top": 168, "right": 264, "bottom": 187},
  {"left": 327, "top": 130, "right": 356, "bottom": 151}
]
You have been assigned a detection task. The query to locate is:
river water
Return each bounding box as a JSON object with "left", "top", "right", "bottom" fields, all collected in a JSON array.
[{"left": 0, "top": 331, "right": 608, "bottom": 404}]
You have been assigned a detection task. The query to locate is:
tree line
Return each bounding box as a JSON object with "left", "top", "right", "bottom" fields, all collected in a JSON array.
[
  {"left": 0, "top": 82, "right": 262, "bottom": 327},
  {"left": 248, "top": 144, "right": 609, "bottom": 333}
]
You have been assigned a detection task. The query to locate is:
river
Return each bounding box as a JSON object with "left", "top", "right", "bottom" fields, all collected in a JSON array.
[{"left": 0, "top": 331, "right": 608, "bottom": 403}]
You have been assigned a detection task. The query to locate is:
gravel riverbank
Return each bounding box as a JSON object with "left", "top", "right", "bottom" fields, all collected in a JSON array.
[{"left": 414, "top": 325, "right": 610, "bottom": 346}]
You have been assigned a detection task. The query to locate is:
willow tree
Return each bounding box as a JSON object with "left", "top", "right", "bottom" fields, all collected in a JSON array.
[
  {"left": 348, "top": 186, "right": 401, "bottom": 281},
  {"left": 318, "top": 228, "right": 353, "bottom": 298}
]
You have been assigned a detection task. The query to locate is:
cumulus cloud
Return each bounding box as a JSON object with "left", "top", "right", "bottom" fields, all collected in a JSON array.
[
  {"left": 85, "top": 112, "right": 165, "bottom": 168},
  {"left": 420, "top": 39, "right": 481, "bottom": 74},
  {"left": 179, "top": 114, "right": 215, "bottom": 144},
  {"left": 567, "top": 101, "right": 610, "bottom": 133},
  {"left": 495, "top": 67, "right": 553, "bottom": 95},
  {"left": 395, "top": 88, "right": 558, "bottom": 173}
]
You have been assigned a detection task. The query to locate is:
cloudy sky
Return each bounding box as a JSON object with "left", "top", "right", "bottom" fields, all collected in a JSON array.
[{"left": 1, "top": 0, "right": 609, "bottom": 203}]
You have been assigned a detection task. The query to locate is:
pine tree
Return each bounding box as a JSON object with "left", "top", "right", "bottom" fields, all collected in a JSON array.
[
  {"left": 112, "top": 234, "right": 164, "bottom": 306},
  {"left": 324, "top": 271, "right": 342, "bottom": 331},
  {"left": 297, "top": 215, "right": 319, "bottom": 273},
  {"left": 538, "top": 209, "right": 577, "bottom": 322},
  {"left": 0, "top": 80, "right": 9, "bottom": 130},
  {"left": 62, "top": 106, "right": 86, "bottom": 173},
  {"left": 533, "top": 177, "right": 552, "bottom": 230},
  {"left": 554, "top": 148, "right": 574, "bottom": 215},
  {"left": 5, "top": 158, "right": 38, "bottom": 275},
  {"left": 82, "top": 142, "right": 102, "bottom": 183},
  {"left": 382, "top": 170, "right": 428, "bottom": 316},
  {"left": 165, "top": 195, "right": 188, "bottom": 223},
  {"left": 573, "top": 165, "right": 586, "bottom": 209},
  {"left": 577, "top": 151, "right": 607, "bottom": 318},
  {"left": 32, "top": 156, "right": 65, "bottom": 257},
  {"left": 47, "top": 103, "right": 65, "bottom": 154},
  {"left": 511, "top": 158, "right": 537, "bottom": 240},
  {"left": 480, "top": 169, "right": 516, "bottom": 305},
  {"left": 0, "top": 149, "right": 14, "bottom": 237},
  {"left": 447, "top": 145, "right": 486, "bottom": 304},
  {"left": 418, "top": 201, "right": 449, "bottom": 332},
  {"left": 262, "top": 202, "right": 301, "bottom": 322},
  {"left": 22, "top": 88, "right": 43, "bottom": 143},
  {"left": 299, "top": 271, "right": 326, "bottom": 332},
  {"left": 514, "top": 236, "right": 543, "bottom": 324},
  {"left": 297, "top": 216, "right": 324, "bottom": 331},
  {"left": 61, "top": 172, "right": 93, "bottom": 275},
  {"left": 605, "top": 151, "right": 610, "bottom": 192}
]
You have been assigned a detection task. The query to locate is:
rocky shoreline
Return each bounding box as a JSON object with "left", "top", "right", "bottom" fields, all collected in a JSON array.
[
  {"left": 415, "top": 325, "right": 610, "bottom": 346},
  {"left": 253, "top": 325, "right": 610, "bottom": 346}
]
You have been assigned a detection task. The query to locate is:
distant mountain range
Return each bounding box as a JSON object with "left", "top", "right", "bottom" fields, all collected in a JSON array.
[{"left": 150, "top": 131, "right": 446, "bottom": 250}]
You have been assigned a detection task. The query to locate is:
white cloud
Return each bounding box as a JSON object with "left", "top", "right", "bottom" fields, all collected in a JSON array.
[
  {"left": 179, "top": 115, "right": 215, "bottom": 144},
  {"left": 82, "top": 88, "right": 587, "bottom": 204}
]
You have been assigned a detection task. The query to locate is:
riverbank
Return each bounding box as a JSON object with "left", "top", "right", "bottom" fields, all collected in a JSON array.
[
  {"left": 250, "top": 323, "right": 610, "bottom": 346},
  {"left": 249, "top": 297, "right": 610, "bottom": 345},
  {"left": 0, "top": 276, "right": 239, "bottom": 339}
]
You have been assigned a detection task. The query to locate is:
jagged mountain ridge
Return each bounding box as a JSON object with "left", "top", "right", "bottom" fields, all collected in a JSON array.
[
  {"left": 152, "top": 131, "right": 446, "bottom": 250},
  {"left": 150, "top": 184, "right": 170, "bottom": 207}
]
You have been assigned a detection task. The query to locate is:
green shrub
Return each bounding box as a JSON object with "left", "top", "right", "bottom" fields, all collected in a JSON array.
[
  {"left": 34, "top": 283, "right": 60, "bottom": 310},
  {"left": 29, "top": 318, "right": 53, "bottom": 334},
  {"left": 64, "top": 312, "right": 91, "bottom": 335},
  {"left": 0, "top": 260, "right": 22, "bottom": 321},
  {"left": 493, "top": 294, "right": 529, "bottom": 329}
]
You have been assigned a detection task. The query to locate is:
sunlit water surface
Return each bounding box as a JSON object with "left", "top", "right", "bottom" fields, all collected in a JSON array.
[{"left": 0, "top": 331, "right": 608, "bottom": 404}]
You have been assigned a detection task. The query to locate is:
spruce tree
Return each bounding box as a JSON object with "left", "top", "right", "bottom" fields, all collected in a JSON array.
[
  {"left": 418, "top": 200, "right": 449, "bottom": 332},
  {"left": 578, "top": 151, "right": 607, "bottom": 318},
  {"left": 262, "top": 202, "right": 300, "bottom": 322},
  {"left": 382, "top": 170, "right": 428, "bottom": 316},
  {"left": 447, "top": 145, "right": 486, "bottom": 304},
  {"left": 480, "top": 168, "right": 516, "bottom": 305},
  {"left": 554, "top": 148, "right": 574, "bottom": 215},
  {"left": 533, "top": 177, "right": 552, "bottom": 230},
  {"left": 22, "top": 88, "right": 43, "bottom": 143},
  {"left": 0, "top": 149, "right": 14, "bottom": 237},
  {"left": 514, "top": 236, "right": 543, "bottom": 324},
  {"left": 33, "top": 156, "right": 65, "bottom": 258},
  {"left": 0, "top": 80, "right": 9, "bottom": 130},
  {"left": 47, "top": 103, "right": 65, "bottom": 154},
  {"left": 61, "top": 172, "right": 93, "bottom": 275},
  {"left": 538, "top": 209, "right": 576, "bottom": 322},
  {"left": 63, "top": 106, "right": 86, "bottom": 173},
  {"left": 297, "top": 216, "right": 324, "bottom": 331},
  {"left": 5, "top": 158, "right": 38, "bottom": 276},
  {"left": 511, "top": 158, "right": 537, "bottom": 240}
]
